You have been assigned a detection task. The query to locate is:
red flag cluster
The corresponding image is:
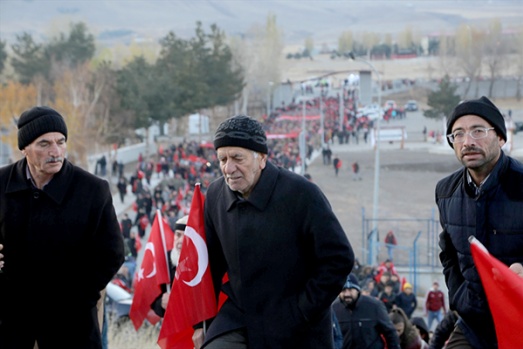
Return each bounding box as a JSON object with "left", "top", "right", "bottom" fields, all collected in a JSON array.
[
  {"left": 470, "top": 236, "right": 523, "bottom": 349},
  {"left": 129, "top": 211, "right": 174, "bottom": 330},
  {"left": 157, "top": 184, "right": 217, "bottom": 349}
]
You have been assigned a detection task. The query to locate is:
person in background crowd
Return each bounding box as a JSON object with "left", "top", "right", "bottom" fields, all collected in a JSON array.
[
  {"left": 0, "top": 106, "right": 125, "bottom": 348},
  {"left": 351, "top": 161, "right": 361, "bottom": 181},
  {"left": 375, "top": 258, "right": 399, "bottom": 283},
  {"left": 424, "top": 281, "right": 446, "bottom": 331},
  {"left": 378, "top": 281, "right": 397, "bottom": 313},
  {"left": 375, "top": 271, "right": 392, "bottom": 295},
  {"left": 120, "top": 213, "right": 133, "bottom": 240},
  {"left": 395, "top": 282, "right": 417, "bottom": 319},
  {"left": 389, "top": 308, "right": 429, "bottom": 349},
  {"left": 117, "top": 175, "right": 128, "bottom": 204},
  {"left": 384, "top": 230, "right": 397, "bottom": 260},
  {"left": 151, "top": 215, "right": 188, "bottom": 317},
  {"left": 389, "top": 273, "right": 401, "bottom": 294},
  {"left": 332, "top": 274, "right": 400, "bottom": 349},
  {"left": 410, "top": 317, "right": 430, "bottom": 345},
  {"left": 194, "top": 115, "right": 354, "bottom": 349},
  {"left": 437, "top": 96, "right": 523, "bottom": 348},
  {"left": 428, "top": 310, "right": 458, "bottom": 349},
  {"left": 333, "top": 154, "right": 342, "bottom": 176}
]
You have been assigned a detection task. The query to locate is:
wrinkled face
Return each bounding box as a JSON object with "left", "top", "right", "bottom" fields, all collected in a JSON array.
[
  {"left": 451, "top": 115, "right": 504, "bottom": 174},
  {"left": 217, "top": 146, "right": 267, "bottom": 198},
  {"left": 22, "top": 132, "right": 66, "bottom": 178},
  {"left": 394, "top": 322, "right": 405, "bottom": 336},
  {"left": 339, "top": 288, "right": 359, "bottom": 305}
]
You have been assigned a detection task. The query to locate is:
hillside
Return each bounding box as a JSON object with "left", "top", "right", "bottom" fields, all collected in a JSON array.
[{"left": 1, "top": 0, "right": 522, "bottom": 47}]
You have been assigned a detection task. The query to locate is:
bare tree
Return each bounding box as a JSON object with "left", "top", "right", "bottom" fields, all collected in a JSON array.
[
  {"left": 52, "top": 63, "right": 109, "bottom": 168},
  {"left": 483, "top": 19, "right": 507, "bottom": 98},
  {"left": 229, "top": 13, "right": 284, "bottom": 117},
  {"left": 338, "top": 31, "right": 354, "bottom": 54},
  {"left": 437, "top": 33, "right": 460, "bottom": 81},
  {"left": 455, "top": 25, "right": 484, "bottom": 99}
]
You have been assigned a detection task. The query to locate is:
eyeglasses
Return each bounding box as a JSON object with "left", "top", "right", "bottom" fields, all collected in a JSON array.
[{"left": 447, "top": 127, "right": 495, "bottom": 143}]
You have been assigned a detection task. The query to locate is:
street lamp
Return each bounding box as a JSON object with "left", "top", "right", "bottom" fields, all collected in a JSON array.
[
  {"left": 349, "top": 52, "right": 382, "bottom": 265},
  {"left": 266, "top": 81, "right": 274, "bottom": 116}
]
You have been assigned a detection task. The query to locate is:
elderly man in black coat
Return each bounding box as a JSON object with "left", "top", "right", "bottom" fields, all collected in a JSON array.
[
  {"left": 193, "top": 115, "right": 354, "bottom": 349},
  {"left": 0, "top": 106, "right": 125, "bottom": 349}
]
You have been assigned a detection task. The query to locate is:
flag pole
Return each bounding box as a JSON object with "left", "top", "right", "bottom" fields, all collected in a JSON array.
[
  {"left": 193, "top": 183, "right": 207, "bottom": 337},
  {"left": 156, "top": 209, "right": 172, "bottom": 293}
]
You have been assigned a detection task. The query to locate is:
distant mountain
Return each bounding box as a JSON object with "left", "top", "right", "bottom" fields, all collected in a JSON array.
[{"left": 1, "top": 0, "right": 522, "bottom": 47}]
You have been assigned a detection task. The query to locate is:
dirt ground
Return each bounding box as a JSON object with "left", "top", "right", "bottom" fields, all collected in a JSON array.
[{"left": 307, "top": 107, "right": 523, "bottom": 265}]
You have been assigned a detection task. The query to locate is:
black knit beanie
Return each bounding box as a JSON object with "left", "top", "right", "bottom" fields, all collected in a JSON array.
[
  {"left": 18, "top": 106, "right": 68, "bottom": 150},
  {"left": 214, "top": 115, "right": 268, "bottom": 154},
  {"left": 446, "top": 96, "right": 506, "bottom": 148}
]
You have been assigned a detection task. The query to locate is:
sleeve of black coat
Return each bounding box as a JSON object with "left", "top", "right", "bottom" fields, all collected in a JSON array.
[
  {"left": 88, "top": 180, "right": 125, "bottom": 299},
  {"left": 438, "top": 230, "right": 463, "bottom": 310},
  {"left": 297, "top": 185, "right": 354, "bottom": 321}
]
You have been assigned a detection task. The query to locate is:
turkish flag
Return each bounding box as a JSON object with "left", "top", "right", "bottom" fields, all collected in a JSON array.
[
  {"left": 469, "top": 236, "right": 523, "bottom": 349},
  {"left": 129, "top": 211, "right": 174, "bottom": 330},
  {"left": 158, "top": 184, "right": 217, "bottom": 349}
]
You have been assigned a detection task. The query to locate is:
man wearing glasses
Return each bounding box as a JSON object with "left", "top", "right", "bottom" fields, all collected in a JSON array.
[{"left": 435, "top": 96, "right": 523, "bottom": 349}]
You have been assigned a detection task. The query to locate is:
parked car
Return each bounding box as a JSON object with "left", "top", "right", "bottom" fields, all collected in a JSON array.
[
  {"left": 105, "top": 281, "right": 132, "bottom": 325},
  {"left": 404, "top": 100, "right": 418, "bottom": 111},
  {"left": 359, "top": 103, "right": 384, "bottom": 120},
  {"left": 384, "top": 100, "right": 397, "bottom": 110}
]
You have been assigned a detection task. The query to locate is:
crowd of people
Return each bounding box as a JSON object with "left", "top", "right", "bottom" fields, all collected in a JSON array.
[
  {"left": 106, "top": 100, "right": 436, "bottom": 348},
  {"left": 2, "top": 95, "right": 522, "bottom": 349},
  {"left": 336, "top": 258, "right": 453, "bottom": 349},
  {"left": 102, "top": 95, "right": 522, "bottom": 349}
]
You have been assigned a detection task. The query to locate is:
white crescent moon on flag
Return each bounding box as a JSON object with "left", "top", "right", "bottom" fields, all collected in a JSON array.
[
  {"left": 183, "top": 226, "right": 208, "bottom": 287},
  {"left": 144, "top": 242, "right": 156, "bottom": 278}
]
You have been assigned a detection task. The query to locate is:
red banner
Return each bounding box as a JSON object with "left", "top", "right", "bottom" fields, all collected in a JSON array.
[{"left": 470, "top": 237, "right": 523, "bottom": 349}]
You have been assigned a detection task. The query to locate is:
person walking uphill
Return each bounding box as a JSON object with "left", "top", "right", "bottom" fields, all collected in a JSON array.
[
  {"left": 193, "top": 115, "right": 354, "bottom": 349},
  {"left": 333, "top": 154, "right": 342, "bottom": 176},
  {"left": 436, "top": 96, "right": 523, "bottom": 349},
  {"left": 0, "top": 106, "right": 125, "bottom": 349}
]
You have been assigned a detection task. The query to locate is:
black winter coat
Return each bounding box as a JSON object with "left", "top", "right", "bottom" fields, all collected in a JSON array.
[
  {"left": 332, "top": 294, "right": 400, "bottom": 349},
  {"left": 0, "top": 159, "right": 125, "bottom": 348},
  {"left": 203, "top": 161, "right": 354, "bottom": 349},
  {"left": 436, "top": 151, "right": 523, "bottom": 349}
]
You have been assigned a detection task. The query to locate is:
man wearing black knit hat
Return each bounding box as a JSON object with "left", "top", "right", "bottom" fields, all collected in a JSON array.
[
  {"left": 0, "top": 106, "right": 124, "bottom": 348},
  {"left": 193, "top": 115, "right": 354, "bottom": 349},
  {"left": 436, "top": 96, "right": 523, "bottom": 349},
  {"left": 332, "top": 274, "right": 400, "bottom": 349}
]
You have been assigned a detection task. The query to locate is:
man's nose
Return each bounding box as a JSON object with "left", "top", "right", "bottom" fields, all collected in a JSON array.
[
  {"left": 462, "top": 132, "right": 476, "bottom": 146},
  {"left": 48, "top": 142, "right": 60, "bottom": 155}
]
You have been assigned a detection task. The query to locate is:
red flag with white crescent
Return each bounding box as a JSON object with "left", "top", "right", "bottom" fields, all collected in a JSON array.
[
  {"left": 129, "top": 212, "right": 174, "bottom": 330},
  {"left": 470, "top": 236, "right": 523, "bottom": 349},
  {"left": 158, "top": 184, "right": 217, "bottom": 349}
]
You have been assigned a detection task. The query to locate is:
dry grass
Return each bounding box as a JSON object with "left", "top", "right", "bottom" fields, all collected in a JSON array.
[{"left": 108, "top": 320, "right": 160, "bottom": 349}]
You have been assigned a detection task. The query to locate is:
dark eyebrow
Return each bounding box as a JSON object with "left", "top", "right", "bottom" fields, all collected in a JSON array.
[{"left": 453, "top": 124, "right": 489, "bottom": 132}]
